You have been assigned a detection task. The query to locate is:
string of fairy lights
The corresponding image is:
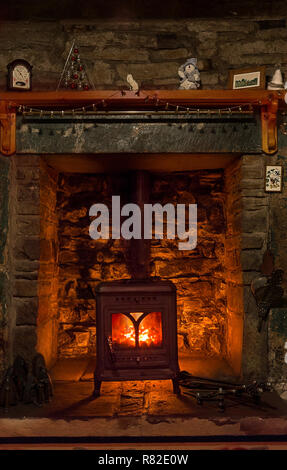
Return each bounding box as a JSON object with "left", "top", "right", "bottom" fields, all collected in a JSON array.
[{"left": 14, "top": 91, "right": 259, "bottom": 118}]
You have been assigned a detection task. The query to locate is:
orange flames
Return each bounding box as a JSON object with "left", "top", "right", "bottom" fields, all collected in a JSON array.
[{"left": 112, "top": 312, "right": 162, "bottom": 348}]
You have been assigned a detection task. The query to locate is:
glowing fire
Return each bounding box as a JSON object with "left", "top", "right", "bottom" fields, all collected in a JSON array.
[{"left": 112, "top": 312, "right": 162, "bottom": 348}]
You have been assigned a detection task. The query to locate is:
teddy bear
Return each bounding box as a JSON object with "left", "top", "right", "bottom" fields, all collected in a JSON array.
[{"left": 178, "top": 58, "right": 201, "bottom": 90}]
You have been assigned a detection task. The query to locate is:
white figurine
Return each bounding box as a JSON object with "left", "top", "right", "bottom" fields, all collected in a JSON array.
[
  {"left": 127, "top": 74, "right": 139, "bottom": 92},
  {"left": 268, "top": 66, "right": 284, "bottom": 90},
  {"left": 178, "top": 58, "right": 201, "bottom": 90}
]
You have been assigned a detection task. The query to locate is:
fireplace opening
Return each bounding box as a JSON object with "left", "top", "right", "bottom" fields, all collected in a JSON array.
[{"left": 12, "top": 153, "right": 244, "bottom": 388}]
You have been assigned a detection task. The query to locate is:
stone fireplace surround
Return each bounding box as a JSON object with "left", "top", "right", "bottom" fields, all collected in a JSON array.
[
  {"left": 0, "top": 89, "right": 279, "bottom": 387},
  {"left": 8, "top": 153, "right": 269, "bottom": 383},
  {"left": 9, "top": 150, "right": 271, "bottom": 382}
]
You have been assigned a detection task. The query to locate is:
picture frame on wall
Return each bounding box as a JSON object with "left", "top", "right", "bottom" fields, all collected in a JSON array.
[
  {"left": 265, "top": 165, "right": 283, "bottom": 192},
  {"left": 228, "top": 66, "right": 266, "bottom": 90}
]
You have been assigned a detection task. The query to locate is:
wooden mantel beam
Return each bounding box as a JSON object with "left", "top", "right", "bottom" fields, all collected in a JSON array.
[
  {"left": 0, "top": 89, "right": 285, "bottom": 155},
  {"left": 0, "top": 89, "right": 285, "bottom": 107}
]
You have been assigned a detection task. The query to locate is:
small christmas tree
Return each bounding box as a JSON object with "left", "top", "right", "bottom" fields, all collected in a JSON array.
[{"left": 57, "top": 40, "right": 94, "bottom": 91}]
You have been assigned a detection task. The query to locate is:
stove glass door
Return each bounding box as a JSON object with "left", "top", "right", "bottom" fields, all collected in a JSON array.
[{"left": 112, "top": 311, "right": 163, "bottom": 349}]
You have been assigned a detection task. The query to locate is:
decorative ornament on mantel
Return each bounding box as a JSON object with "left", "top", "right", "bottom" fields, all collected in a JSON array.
[
  {"left": 268, "top": 64, "right": 284, "bottom": 90},
  {"left": 7, "top": 59, "right": 33, "bottom": 91},
  {"left": 126, "top": 74, "right": 139, "bottom": 93},
  {"left": 178, "top": 58, "right": 201, "bottom": 90},
  {"left": 57, "top": 40, "right": 94, "bottom": 91}
]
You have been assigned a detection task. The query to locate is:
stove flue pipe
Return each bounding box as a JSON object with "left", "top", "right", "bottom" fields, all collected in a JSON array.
[{"left": 125, "top": 170, "right": 151, "bottom": 280}]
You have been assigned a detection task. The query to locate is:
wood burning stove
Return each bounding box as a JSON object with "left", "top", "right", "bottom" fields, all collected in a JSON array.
[
  {"left": 93, "top": 279, "right": 180, "bottom": 396},
  {"left": 92, "top": 171, "right": 180, "bottom": 396}
]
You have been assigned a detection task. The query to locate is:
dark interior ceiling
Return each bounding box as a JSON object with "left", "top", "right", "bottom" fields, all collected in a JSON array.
[{"left": 0, "top": 0, "right": 285, "bottom": 20}]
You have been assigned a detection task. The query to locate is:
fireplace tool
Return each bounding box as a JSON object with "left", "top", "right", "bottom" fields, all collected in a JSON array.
[
  {"left": 0, "top": 354, "right": 53, "bottom": 412},
  {"left": 251, "top": 250, "right": 284, "bottom": 333},
  {"left": 179, "top": 371, "right": 272, "bottom": 412}
]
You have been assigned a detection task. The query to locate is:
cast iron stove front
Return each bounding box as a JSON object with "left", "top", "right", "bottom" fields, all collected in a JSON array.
[{"left": 93, "top": 279, "right": 180, "bottom": 396}]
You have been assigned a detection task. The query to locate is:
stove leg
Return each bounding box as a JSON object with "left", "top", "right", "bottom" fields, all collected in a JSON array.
[
  {"left": 172, "top": 378, "right": 180, "bottom": 395},
  {"left": 93, "top": 377, "right": 102, "bottom": 398}
]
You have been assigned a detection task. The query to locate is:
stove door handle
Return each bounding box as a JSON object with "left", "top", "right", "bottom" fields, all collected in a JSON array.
[{"left": 107, "top": 337, "right": 116, "bottom": 362}]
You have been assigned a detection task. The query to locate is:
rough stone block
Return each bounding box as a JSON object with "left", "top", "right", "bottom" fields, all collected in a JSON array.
[
  {"left": 17, "top": 216, "right": 40, "bottom": 236},
  {"left": 13, "top": 280, "right": 38, "bottom": 297},
  {"left": 241, "top": 197, "right": 268, "bottom": 210},
  {"left": 17, "top": 183, "right": 40, "bottom": 204},
  {"left": 240, "top": 189, "right": 267, "bottom": 198},
  {"left": 101, "top": 47, "right": 149, "bottom": 61},
  {"left": 14, "top": 260, "right": 39, "bottom": 272},
  {"left": 92, "top": 61, "right": 115, "bottom": 85},
  {"left": 116, "top": 62, "right": 178, "bottom": 80},
  {"left": 170, "top": 278, "right": 213, "bottom": 298},
  {"left": 240, "top": 178, "right": 264, "bottom": 190},
  {"left": 225, "top": 54, "right": 285, "bottom": 68},
  {"left": 186, "top": 20, "right": 256, "bottom": 33},
  {"left": 243, "top": 287, "right": 258, "bottom": 316},
  {"left": 15, "top": 271, "right": 38, "bottom": 280},
  {"left": 242, "top": 165, "right": 264, "bottom": 179},
  {"left": 197, "top": 59, "right": 212, "bottom": 71},
  {"left": 16, "top": 168, "right": 40, "bottom": 181},
  {"left": 268, "top": 308, "right": 287, "bottom": 382},
  {"left": 150, "top": 48, "right": 188, "bottom": 61},
  {"left": 17, "top": 201, "right": 40, "bottom": 215},
  {"left": 197, "top": 32, "right": 218, "bottom": 54},
  {"left": 243, "top": 271, "right": 261, "bottom": 285},
  {"left": 242, "top": 208, "right": 268, "bottom": 233},
  {"left": 220, "top": 39, "right": 287, "bottom": 58},
  {"left": 241, "top": 300, "right": 268, "bottom": 381},
  {"left": 14, "top": 237, "right": 40, "bottom": 261},
  {"left": 242, "top": 233, "right": 265, "bottom": 250},
  {"left": 15, "top": 298, "right": 38, "bottom": 326},
  {"left": 200, "top": 71, "right": 219, "bottom": 85},
  {"left": 156, "top": 258, "right": 220, "bottom": 278},
  {"left": 64, "top": 30, "right": 116, "bottom": 47},
  {"left": 156, "top": 32, "right": 195, "bottom": 49},
  {"left": 241, "top": 250, "right": 263, "bottom": 271},
  {"left": 14, "top": 156, "right": 40, "bottom": 167},
  {"left": 13, "top": 326, "right": 37, "bottom": 363}
]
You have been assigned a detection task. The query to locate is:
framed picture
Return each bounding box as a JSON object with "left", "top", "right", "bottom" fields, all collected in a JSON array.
[
  {"left": 265, "top": 165, "right": 283, "bottom": 192},
  {"left": 228, "top": 66, "right": 266, "bottom": 90}
]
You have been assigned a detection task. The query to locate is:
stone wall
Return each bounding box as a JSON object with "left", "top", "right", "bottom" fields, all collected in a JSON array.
[
  {"left": 0, "top": 156, "right": 10, "bottom": 377},
  {"left": 0, "top": 17, "right": 287, "bottom": 91},
  {"left": 265, "top": 145, "right": 287, "bottom": 388},
  {"left": 10, "top": 155, "right": 40, "bottom": 366},
  {"left": 6, "top": 157, "right": 58, "bottom": 370},
  {"left": 7, "top": 156, "right": 60, "bottom": 370}
]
